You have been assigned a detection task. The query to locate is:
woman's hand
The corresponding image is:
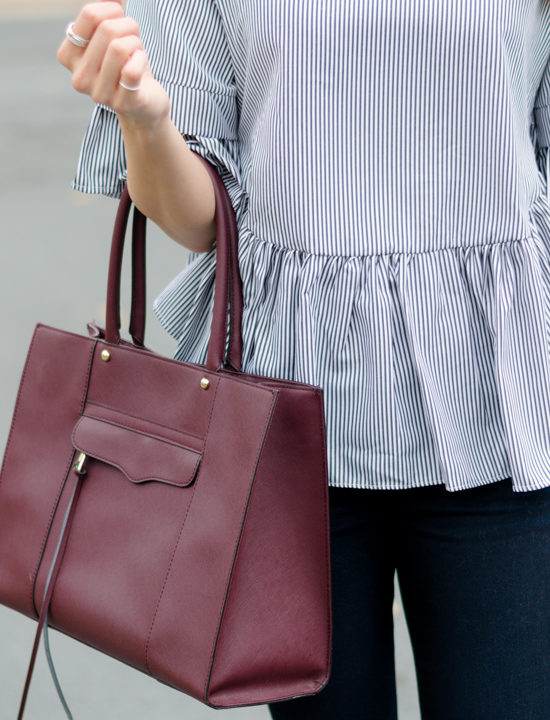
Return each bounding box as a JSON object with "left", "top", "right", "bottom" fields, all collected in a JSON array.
[
  {"left": 57, "top": 0, "right": 170, "bottom": 128},
  {"left": 57, "top": 0, "right": 217, "bottom": 252}
]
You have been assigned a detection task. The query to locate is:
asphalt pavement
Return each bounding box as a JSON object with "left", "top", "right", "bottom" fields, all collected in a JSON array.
[{"left": 0, "top": 10, "right": 421, "bottom": 720}]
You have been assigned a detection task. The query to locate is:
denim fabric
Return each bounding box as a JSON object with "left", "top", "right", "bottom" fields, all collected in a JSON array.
[{"left": 268, "top": 478, "right": 550, "bottom": 720}]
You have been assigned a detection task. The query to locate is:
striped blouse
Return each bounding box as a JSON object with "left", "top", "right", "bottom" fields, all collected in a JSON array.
[{"left": 73, "top": 0, "right": 550, "bottom": 492}]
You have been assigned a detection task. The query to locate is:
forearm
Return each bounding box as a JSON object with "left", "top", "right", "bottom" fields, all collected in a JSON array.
[{"left": 118, "top": 112, "right": 217, "bottom": 253}]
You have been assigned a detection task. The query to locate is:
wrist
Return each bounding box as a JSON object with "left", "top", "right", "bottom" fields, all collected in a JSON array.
[
  {"left": 117, "top": 105, "right": 172, "bottom": 144},
  {"left": 116, "top": 78, "right": 171, "bottom": 141}
]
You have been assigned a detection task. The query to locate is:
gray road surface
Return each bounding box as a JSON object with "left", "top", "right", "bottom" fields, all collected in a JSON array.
[{"left": 0, "top": 14, "right": 422, "bottom": 720}]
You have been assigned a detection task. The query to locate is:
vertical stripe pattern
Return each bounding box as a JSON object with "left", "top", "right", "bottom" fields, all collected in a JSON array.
[{"left": 74, "top": 0, "right": 550, "bottom": 491}]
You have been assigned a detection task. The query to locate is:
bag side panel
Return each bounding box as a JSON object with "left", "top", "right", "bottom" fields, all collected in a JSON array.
[
  {"left": 207, "top": 387, "right": 331, "bottom": 707},
  {"left": 0, "top": 326, "right": 96, "bottom": 618}
]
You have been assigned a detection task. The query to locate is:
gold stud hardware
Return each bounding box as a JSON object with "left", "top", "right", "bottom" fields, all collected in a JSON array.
[
  {"left": 200, "top": 377, "right": 210, "bottom": 390},
  {"left": 100, "top": 349, "right": 111, "bottom": 362}
]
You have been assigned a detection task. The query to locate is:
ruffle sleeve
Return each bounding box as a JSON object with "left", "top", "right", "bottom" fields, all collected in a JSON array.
[{"left": 73, "top": 0, "right": 245, "bottom": 212}]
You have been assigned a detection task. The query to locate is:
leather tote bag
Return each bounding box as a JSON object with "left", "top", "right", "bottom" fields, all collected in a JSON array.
[{"left": 0, "top": 154, "right": 332, "bottom": 717}]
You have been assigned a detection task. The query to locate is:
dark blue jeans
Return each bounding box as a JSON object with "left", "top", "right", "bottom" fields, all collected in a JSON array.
[{"left": 267, "top": 478, "right": 550, "bottom": 720}]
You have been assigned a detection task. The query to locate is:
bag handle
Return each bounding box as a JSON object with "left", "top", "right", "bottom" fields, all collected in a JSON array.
[
  {"left": 104, "top": 152, "right": 242, "bottom": 372},
  {"left": 104, "top": 187, "right": 147, "bottom": 347},
  {"left": 130, "top": 202, "right": 146, "bottom": 346},
  {"left": 195, "top": 153, "right": 243, "bottom": 372}
]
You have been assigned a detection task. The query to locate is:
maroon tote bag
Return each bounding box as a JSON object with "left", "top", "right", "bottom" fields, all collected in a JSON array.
[{"left": 0, "top": 155, "right": 332, "bottom": 716}]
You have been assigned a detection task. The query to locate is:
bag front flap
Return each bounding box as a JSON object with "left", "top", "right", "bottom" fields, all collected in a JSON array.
[{"left": 72, "top": 415, "right": 201, "bottom": 487}]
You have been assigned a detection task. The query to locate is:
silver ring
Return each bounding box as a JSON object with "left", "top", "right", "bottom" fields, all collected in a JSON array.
[
  {"left": 65, "top": 21, "right": 89, "bottom": 49},
  {"left": 119, "top": 80, "right": 141, "bottom": 92}
]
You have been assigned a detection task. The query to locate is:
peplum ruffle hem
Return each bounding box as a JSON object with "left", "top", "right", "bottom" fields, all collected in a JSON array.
[{"left": 154, "top": 185, "right": 550, "bottom": 492}]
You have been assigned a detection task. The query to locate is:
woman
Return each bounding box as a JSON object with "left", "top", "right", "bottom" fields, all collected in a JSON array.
[{"left": 58, "top": 1, "right": 550, "bottom": 717}]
